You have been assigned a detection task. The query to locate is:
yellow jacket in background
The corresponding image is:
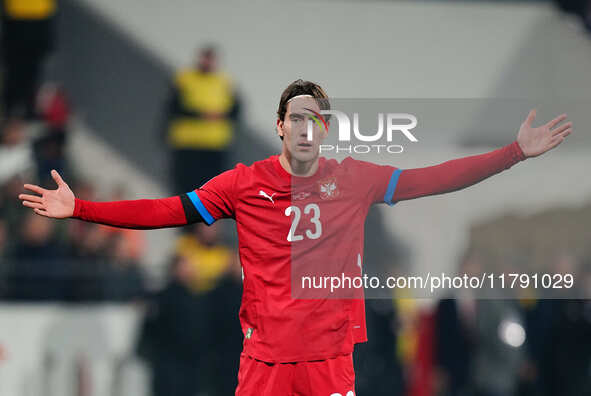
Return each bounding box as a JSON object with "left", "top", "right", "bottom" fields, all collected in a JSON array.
[
  {"left": 168, "top": 69, "right": 235, "bottom": 151},
  {"left": 4, "top": 0, "right": 56, "bottom": 19},
  {"left": 176, "top": 235, "right": 233, "bottom": 293}
]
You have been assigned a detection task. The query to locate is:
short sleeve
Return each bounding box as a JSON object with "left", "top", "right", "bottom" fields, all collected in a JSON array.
[
  {"left": 344, "top": 158, "right": 401, "bottom": 206},
  {"left": 186, "top": 168, "right": 237, "bottom": 225}
]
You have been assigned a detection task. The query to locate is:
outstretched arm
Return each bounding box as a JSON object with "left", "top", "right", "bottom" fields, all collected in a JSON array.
[
  {"left": 390, "top": 110, "right": 572, "bottom": 202},
  {"left": 18, "top": 170, "right": 203, "bottom": 229}
]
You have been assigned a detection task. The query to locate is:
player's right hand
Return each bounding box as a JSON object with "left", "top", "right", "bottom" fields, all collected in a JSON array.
[{"left": 18, "top": 170, "right": 75, "bottom": 218}]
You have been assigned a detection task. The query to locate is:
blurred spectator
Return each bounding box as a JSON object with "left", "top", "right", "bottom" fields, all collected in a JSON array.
[
  {"left": 204, "top": 252, "right": 243, "bottom": 396},
  {"left": 99, "top": 187, "right": 146, "bottom": 300},
  {"left": 436, "top": 298, "right": 524, "bottom": 396},
  {"left": 175, "top": 222, "right": 233, "bottom": 293},
  {"left": 10, "top": 211, "right": 62, "bottom": 259},
  {"left": 37, "top": 82, "right": 70, "bottom": 130},
  {"left": 0, "top": 175, "right": 31, "bottom": 253},
  {"left": 0, "top": 118, "right": 35, "bottom": 185},
  {"left": 473, "top": 300, "right": 524, "bottom": 396},
  {"left": 537, "top": 298, "right": 591, "bottom": 396},
  {"left": 354, "top": 299, "right": 405, "bottom": 396},
  {"left": 101, "top": 234, "right": 146, "bottom": 301},
  {"left": 434, "top": 253, "right": 480, "bottom": 396},
  {"left": 435, "top": 298, "right": 474, "bottom": 396},
  {"left": 162, "top": 45, "right": 241, "bottom": 193},
  {"left": 64, "top": 182, "right": 144, "bottom": 301},
  {"left": 434, "top": 252, "right": 525, "bottom": 396},
  {"left": 519, "top": 298, "right": 555, "bottom": 396},
  {"left": 2, "top": 177, "right": 147, "bottom": 301},
  {"left": 405, "top": 308, "right": 436, "bottom": 396},
  {"left": 32, "top": 130, "right": 68, "bottom": 188},
  {"left": 0, "top": 0, "right": 56, "bottom": 118},
  {"left": 5, "top": 211, "right": 66, "bottom": 300},
  {"left": 33, "top": 83, "right": 72, "bottom": 187},
  {"left": 67, "top": 180, "right": 110, "bottom": 260},
  {"left": 137, "top": 256, "right": 211, "bottom": 396},
  {"left": 536, "top": 256, "right": 591, "bottom": 396},
  {"left": 136, "top": 219, "right": 237, "bottom": 395}
]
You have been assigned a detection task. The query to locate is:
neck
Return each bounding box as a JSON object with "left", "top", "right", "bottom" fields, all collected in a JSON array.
[{"left": 279, "top": 149, "right": 319, "bottom": 177}]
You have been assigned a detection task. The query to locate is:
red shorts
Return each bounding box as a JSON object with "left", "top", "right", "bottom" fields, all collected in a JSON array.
[{"left": 235, "top": 353, "right": 356, "bottom": 396}]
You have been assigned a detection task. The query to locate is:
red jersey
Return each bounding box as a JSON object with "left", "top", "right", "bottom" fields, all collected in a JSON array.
[
  {"left": 188, "top": 155, "right": 397, "bottom": 362},
  {"left": 72, "top": 142, "right": 525, "bottom": 363}
]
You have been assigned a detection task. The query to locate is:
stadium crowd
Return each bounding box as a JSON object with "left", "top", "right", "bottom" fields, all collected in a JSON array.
[{"left": 0, "top": 84, "right": 146, "bottom": 301}]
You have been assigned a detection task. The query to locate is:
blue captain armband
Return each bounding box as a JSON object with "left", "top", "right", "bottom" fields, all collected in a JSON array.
[
  {"left": 384, "top": 169, "right": 403, "bottom": 206},
  {"left": 185, "top": 191, "right": 216, "bottom": 225}
]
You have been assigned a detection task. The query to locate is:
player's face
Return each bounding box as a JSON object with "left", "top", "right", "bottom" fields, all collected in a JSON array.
[{"left": 277, "top": 97, "right": 328, "bottom": 164}]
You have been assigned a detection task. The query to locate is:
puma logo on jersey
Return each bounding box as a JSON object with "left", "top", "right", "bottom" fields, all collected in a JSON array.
[{"left": 259, "top": 190, "right": 276, "bottom": 204}]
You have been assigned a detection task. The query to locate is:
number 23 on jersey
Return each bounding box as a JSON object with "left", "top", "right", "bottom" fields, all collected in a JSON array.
[{"left": 284, "top": 203, "right": 322, "bottom": 242}]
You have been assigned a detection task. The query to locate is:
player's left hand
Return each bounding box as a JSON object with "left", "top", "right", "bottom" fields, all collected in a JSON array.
[{"left": 517, "top": 109, "right": 572, "bottom": 158}]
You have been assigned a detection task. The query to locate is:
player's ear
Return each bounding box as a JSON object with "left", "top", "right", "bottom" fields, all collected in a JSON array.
[{"left": 276, "top": 118, "right": 284, "bottom": 139}]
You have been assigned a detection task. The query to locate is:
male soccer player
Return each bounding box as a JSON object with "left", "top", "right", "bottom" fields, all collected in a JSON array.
[{"left": 19, "top": 80, "right": 571, "bottom": 396}]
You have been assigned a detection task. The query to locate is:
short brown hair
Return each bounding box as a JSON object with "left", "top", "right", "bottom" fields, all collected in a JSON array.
[{"left": 276, "top": 79, "right": 330, "bottom": 121}]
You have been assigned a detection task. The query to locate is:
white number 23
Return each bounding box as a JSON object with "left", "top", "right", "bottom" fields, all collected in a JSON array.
[{"left": 284, "top": 204, "right": 322, "bottom": 242}]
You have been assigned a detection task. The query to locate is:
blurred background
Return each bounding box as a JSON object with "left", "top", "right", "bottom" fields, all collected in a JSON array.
[{"left": 1, "top": 0, "right": 590, "bottom": 395}]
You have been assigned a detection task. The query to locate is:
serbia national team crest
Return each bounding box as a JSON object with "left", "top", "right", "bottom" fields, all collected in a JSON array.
[{"left": 318, "top": 177, "right": 339, "bottom": 200}]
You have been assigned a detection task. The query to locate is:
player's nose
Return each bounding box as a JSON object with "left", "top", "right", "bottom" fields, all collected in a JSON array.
[{"left": 298, "top": 127, "right": 310, "bottom": 139}]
